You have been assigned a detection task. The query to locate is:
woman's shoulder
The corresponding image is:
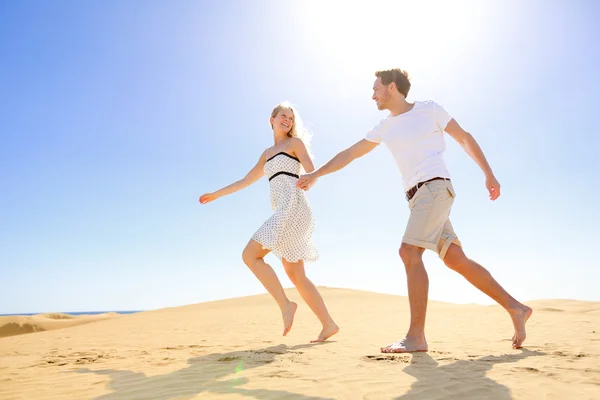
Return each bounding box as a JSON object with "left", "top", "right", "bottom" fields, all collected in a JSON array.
[{"left": 289, "top": 137, "right": 305, "bottom": 148}]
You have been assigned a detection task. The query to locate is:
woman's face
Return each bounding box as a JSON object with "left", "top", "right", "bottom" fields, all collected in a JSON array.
[{"left": 271, "top": 108, "right": 294, "bottom": 135}]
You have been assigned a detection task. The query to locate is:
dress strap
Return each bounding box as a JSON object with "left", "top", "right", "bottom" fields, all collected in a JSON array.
[
  {"left": 281, "top": 138, "right": 293, "bottom": 153},
  {"left": 265, "top": 138, "right": 293, "bottom": 161}
]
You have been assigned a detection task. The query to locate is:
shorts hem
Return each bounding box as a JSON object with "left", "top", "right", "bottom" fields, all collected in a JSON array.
[
  {"left": 439, "top": 236, "right": 461, "bottom": 260},
  {"left": 401, "top": 237, "right": 438, "bottom": 252}
]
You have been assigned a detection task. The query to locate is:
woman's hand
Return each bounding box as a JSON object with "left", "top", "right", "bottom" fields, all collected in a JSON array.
[
  {"left": 199, "top": 193, "right": 218, "bottom": 204},
  {"left": 297, "top": 173, "right": 317, "bottom": 190}
]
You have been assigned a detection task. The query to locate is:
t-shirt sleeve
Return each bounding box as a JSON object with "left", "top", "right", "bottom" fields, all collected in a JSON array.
[
  {"left": 364, "top": 120, "right": 386, "bottom": 143},
  {"left": 433, "top": 101, "right": 453, "bottom": 131}
]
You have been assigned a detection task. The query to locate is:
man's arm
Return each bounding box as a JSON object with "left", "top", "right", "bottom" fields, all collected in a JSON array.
[
  {"left": 297, "top": 139, "right": 378, "bottom": 190},
  {"left": 444, "top": 119, "right": 501, "bottom": 200}
]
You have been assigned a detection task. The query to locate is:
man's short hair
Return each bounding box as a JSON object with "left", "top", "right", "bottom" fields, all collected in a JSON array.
[{"left": 375, "top": 69, "right": 411, "bottom": 97}]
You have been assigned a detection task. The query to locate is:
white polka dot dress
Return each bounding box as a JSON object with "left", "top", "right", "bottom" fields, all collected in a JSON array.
[{"left": 251, "top": 151, "right": 319, "bottom": 263}]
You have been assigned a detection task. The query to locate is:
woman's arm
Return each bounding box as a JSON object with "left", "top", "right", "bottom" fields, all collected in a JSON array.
[
  {"left": 290, "top": 138, "right": 315, "bottom": 173},
  {"left": 199, "top": 150, "right": 266, "bottom": 204}
]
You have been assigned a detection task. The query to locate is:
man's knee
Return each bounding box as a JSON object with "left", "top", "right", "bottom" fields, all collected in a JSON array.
[
  {"left": 443, "top": 244, "right": 467, "bottom": 272},
  {"left": 399, "top": 243, "right": 424, "bottom": 266}
]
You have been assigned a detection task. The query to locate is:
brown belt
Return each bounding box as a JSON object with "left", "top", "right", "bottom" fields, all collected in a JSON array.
[{"left": 405, "top": 177, "right": 450, "bottom": 201}]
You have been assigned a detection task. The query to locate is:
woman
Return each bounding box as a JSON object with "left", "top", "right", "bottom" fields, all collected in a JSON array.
[{"left": 199, "top": 102, "right": 339, "bottom": 342}]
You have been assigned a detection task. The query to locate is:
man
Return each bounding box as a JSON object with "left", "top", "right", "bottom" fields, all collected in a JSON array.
[{"left": 297, "top": 69, "right": 532, "bottom": 353}]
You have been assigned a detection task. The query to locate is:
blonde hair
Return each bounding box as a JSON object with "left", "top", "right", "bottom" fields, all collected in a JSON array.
[{"left": 270, "top": 101, "right": 313, "bottom": 158}]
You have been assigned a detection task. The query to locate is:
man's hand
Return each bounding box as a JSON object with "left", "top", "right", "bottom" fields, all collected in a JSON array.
[
  {"left": 486, "top": 175, "right": 501, "bottom": 201},
  {"left": 297, "top": 173, "right": 318, "bottom": 191}
]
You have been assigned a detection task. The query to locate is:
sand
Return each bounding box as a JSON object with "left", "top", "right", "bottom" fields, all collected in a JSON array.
[
  {"left": 0, "top": 313, "right": 122, "bottom": 339},
  {"left": 1, "top": 288, "right": 599, "bottom": 399}
]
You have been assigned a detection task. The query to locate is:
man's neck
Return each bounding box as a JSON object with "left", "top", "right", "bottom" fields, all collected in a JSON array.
[{"left": 388, "top": 98, "right": 414, "bottom": 117}]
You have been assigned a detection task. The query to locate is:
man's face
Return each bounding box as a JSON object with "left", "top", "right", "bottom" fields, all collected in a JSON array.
[{"left": 372, "top": 77, "right": 391, "bottom": 110}]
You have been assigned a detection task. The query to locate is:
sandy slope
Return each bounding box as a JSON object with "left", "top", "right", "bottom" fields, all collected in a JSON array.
[
  {"left": 1, "top": 288, "right": 598, "bottom": 399},
  {"left": 0, "top": 312, "right": 121, "bottom": 338}
]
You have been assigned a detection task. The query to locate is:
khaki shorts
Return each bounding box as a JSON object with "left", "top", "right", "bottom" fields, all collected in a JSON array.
[{"left": 402, "top": 179, "right": 462, "bottom": 260}]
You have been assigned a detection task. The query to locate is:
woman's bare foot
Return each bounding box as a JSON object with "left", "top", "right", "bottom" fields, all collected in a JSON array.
[
  {"left": 381, "top": 336, "right": 428, "bottom": 353},
  {"left": 510, "top": 304, "right": 532, "bottom": 348},
  {"left": 282, "top": 302, "right": 297, "bottom": 336},
  {"left": 310, "top": 323, "right": 339, "bottom": 343}
]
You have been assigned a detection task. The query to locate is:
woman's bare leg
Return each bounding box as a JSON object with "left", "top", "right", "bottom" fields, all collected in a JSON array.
[
  {"left": 242, "top": 240, "right": 297, "bottom": 336},
  {"left": 283, "top": 259, "right": 339, "bottom": 342}
]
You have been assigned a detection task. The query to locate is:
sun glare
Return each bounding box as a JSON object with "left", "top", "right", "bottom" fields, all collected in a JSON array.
[{"left": 296, "top": 0, "right": 479, "bottom": 85}]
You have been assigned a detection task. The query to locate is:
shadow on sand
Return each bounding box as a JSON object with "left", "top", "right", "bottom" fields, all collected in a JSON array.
[
  {"left": 396, "top": 348, "right": 546, "bottom": 399},
  {"left": 74, "top": 343, "right": 335, "bottom": 400}
]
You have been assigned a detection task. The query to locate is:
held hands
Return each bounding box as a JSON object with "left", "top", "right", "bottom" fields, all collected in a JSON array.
[
  {"left": 297, "top": 173, "right": 318, "bottom": 191},
  {"left": 486, "top": 175, "right": 501, "bottom": 201},
  {"left": 199, "top": 193, "right": 218, "bottom": 204}
]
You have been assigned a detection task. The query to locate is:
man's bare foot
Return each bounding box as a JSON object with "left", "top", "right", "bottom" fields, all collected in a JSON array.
[
  {"left": 310, "top": 323, "right": 339, "bottom": 343},
  {"left": 381, "top": 336, "right": 428, "bottom": 353},
  {"left": 282, "top": 302, "right": 297, "bottom": 336},
  {"left": 510, "top": 304, "right": 532, "bottom": 349}
]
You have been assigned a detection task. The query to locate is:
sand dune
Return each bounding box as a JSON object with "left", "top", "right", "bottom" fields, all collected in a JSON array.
[
  {"left": 527, "top": 299, "right": 600, "bottom": 315},
  {"left": 0, "top": 312, "right": 120, "bottom": 338},
  {"left": 1, "top": 288, "right": 599, "bottom": 399}
]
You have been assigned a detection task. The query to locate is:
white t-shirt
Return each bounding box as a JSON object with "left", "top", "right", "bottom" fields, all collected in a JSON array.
[{"left": 365, "top": 100, "right": 453, "bottom": 191}]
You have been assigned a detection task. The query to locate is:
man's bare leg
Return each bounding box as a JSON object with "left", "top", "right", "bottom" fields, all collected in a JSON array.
[
  {"left": 242, "top": 240, "right": 297, "bottom": 336},
  {"left": 381, "top": 243, "right": 429, "bottom": 353},
  {"left": 443, "top": 243, "right": 532, "bottom": 348},
  {"left": 283, "top": 259, "right": 339, "bottom": 342}
]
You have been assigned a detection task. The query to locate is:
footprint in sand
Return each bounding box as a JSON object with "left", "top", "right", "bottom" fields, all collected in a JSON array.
[{"left": 362, "top": 355, "right": 411, "bottom": 363}]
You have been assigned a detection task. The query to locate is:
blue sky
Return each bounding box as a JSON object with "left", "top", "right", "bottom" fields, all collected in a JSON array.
[{"left": 1, "top": 0, "right": 598, "bottom": 314}]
